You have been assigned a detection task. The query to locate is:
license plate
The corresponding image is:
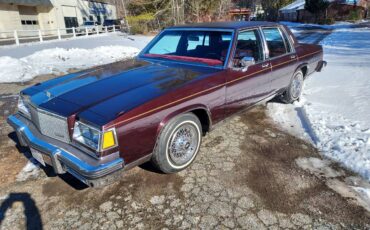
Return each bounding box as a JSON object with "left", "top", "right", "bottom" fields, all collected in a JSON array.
[{"left": 30, "top": 148, "right": 45, "bottom": 166}]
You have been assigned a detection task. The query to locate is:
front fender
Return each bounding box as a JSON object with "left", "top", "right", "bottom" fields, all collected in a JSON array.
[{"left": 155, "top": 104, "right": 212, "bottom": 139}]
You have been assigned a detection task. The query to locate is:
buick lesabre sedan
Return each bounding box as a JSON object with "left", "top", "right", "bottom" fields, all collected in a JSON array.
[{"left": 8, "top": 21, "right": 326, "bottom": 187}]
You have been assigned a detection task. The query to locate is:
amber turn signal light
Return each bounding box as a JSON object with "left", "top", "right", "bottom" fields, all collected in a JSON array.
[{"left": 102, "top": 130, "right": 116, "bottom": 150}]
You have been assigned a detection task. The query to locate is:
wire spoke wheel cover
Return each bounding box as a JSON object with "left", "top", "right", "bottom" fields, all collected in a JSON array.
[
  {"left": 166, "top": 121, "right": 200, "bottom": 168},
  {"left": 291, "top": 72, "right": 304, "bottom": 99}
]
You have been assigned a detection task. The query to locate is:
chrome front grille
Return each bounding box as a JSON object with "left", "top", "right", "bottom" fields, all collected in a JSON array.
[{"left": 28, "top": 104, "right": 70, "bottom": 143}]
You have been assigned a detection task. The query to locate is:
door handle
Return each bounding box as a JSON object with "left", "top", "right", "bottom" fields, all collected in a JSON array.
[
  {"left": 262, "top": 63, "right": 270, "bottom": 68},
  {"left": 290, "top": 55, "right": 297, "bottom": 59}
]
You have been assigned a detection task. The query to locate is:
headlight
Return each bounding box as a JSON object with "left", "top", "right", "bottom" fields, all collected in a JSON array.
[
  {"left": 18, "top": 94, "right": 31, "bottom": 118},
  {"left": 73, "top": 122, "right": 117, "bottom": 152},
  {"left": 73, "top": 122, "right": 101, "bottom": 151}
]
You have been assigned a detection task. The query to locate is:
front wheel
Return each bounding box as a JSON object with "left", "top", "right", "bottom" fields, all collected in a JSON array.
[
  {"left": 151, "top": 113, "right": 202, "bottom": 174},
  {"left": 281, "top": 70, "right": 304, "bottom": 104}
]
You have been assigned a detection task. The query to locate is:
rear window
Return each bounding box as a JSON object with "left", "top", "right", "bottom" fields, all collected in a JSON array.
[{"left": 262, "top": 27, "right": 288, "bottom": 58}]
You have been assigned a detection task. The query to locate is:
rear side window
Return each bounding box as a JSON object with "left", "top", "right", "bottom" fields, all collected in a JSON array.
[{"left": 262, "top": 28, "right": 288, "bottom": 58}]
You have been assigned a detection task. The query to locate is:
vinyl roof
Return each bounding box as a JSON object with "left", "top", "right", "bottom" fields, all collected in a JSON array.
[{"left": 169, "top": 21, "right": 279, "bottom": 30}]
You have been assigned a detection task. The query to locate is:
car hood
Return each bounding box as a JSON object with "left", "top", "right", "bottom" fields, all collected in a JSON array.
[{"left": 23, "top": 58, "right": 219, "bottom": 126}]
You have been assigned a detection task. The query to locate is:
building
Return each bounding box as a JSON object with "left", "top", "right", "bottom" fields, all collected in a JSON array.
[
  {"left": 250, "top": 3, "right": 264, "bottom": 19},
  {"left": 279, "top": 0, "right": 369, "bottom": 22},
  {"left": 229, "top": 8, "right": 252, "bottom": 21},
  {"left": 0, "top": 0, "right": 117, "bottom": 37},
  {"left": 279, "top": 0, "right": 305, "bottom": 22},
  {"left": 229, "top": 0, "right": 263, "bottom": 21}
]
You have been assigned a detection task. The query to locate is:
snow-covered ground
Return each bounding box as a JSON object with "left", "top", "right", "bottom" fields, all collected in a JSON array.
[
  {"left": 269, "top": 22, "right": 370, "bottom": 181},
  {"left": 0, "top": 32, "right": 152, "bottom": 58},
  {"left": 0, "top": 32, "right": 153, "bottom": 83}
]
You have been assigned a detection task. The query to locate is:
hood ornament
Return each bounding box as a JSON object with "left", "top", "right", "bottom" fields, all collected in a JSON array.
[{"left": 46, "top": 91, "right": 52, "bottom": 99}]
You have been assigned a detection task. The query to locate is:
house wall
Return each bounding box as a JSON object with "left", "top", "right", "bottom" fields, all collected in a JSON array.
[
  {"left": 0, "top": 0, "right": 117, "bottom": 38},
  {"left": 279, "top": 11, "right": 298, "bottom": 21},
  {"left": 297, "top": 9, "right": 316, "bottom": 23},
  {"left": 0, "top": 3, "right": 23, "bottom": 35},
  {"left": 36, "top": 6, "right": 54, "bottom": 31},
  {"left": 281, "top": 1, "right": 368, "bottom": 23},
  {"left": 328, "top": 3, "right": 367, "bottom": 20}
]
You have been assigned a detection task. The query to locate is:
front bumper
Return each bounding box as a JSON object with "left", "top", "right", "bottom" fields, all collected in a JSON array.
[{"left": 7, "top": 114, "right": 124, "bottom": 187}]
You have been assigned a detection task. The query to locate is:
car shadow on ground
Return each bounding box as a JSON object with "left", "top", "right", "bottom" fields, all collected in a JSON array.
[
  {"left": 139, "top": 161, "right": 165, "bottom": 174},
  {"left": 0, "top": 193, "right": 42, "bottom": 230}
]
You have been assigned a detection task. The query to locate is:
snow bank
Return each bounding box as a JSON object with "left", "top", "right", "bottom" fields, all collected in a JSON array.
[
  {"left": 280, "top": 21, "right": 361, "bottom": 30},
  {"left": 268, "top": 26, "right": 370, "bottom": 181},
  {"left": 16, "top": 160, "right": 41, "bottom": 182},
  {"left": 0, "top": 45, "right": 139, "bottom": 83}
]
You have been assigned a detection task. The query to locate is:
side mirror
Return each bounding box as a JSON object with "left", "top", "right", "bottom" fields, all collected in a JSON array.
[{"left": 240, "top": 56, "right": 255, "bottom": 72}]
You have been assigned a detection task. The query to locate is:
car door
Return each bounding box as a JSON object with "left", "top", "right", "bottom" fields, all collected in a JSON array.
[
  {"left": 225, "top": 28, "right": 272, "bottom": 116},
  {"left": 261, "top": 27, "right": 297, "bottom": 94}
]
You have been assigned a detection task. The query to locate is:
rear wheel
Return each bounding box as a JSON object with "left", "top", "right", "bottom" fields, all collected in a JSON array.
[
  {"left": 151, "top": 113, "right": 202, "bottom": 173},
  {"left": 281, "top": 70, "right": 304, "bottom": 104}
]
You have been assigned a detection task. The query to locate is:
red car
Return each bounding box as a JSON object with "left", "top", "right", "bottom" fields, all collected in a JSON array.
[{"left": 8, "top": 21, "right": 326, "bottom": 187}]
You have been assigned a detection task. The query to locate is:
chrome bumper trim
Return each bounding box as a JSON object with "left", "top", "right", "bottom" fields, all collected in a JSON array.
[
  {"left": 7, "top": 114, "right": 124, "bottom": 182},
  {"left": 316, "top": 60, "right": 327, "bottom": 72}
]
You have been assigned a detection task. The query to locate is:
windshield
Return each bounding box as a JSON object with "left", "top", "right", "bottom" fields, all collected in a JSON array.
[
  {"left": 142, "top": 30, "right": 233, "bottom": 67},
  {"left": 84, "top": 22, "right": 94, "bottom": 26}
]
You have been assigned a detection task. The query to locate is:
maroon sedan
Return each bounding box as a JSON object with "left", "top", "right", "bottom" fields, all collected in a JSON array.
[{"left": 8, "top": 21, "right": 326, "bottom": 187}]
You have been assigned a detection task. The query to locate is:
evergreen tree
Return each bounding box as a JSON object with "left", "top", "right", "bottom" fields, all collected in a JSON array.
[
  {"left": 260, "top": 0, "right": 295, "bottom": 21},
  {"left": 305, "top": 0, "right": 330, "bottom": 23}
]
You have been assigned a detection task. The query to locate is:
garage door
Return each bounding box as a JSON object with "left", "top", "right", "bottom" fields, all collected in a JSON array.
[{"left": 18, "top": 5, "right": 39, "bottom": 33}]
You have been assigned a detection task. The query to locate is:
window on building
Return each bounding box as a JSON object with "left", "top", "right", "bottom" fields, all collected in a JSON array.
[
  {"left": 89, "top": 15, "right": 94, "bottom": 21},
  {"left": 83, "top": 17, "right": 87, "bottom": 22},
  {"left": 262, "top": 27, "right": 288, "bottom": 58},
  {"left": 21, "top": 20, "right": 38, "bottom": 25}
]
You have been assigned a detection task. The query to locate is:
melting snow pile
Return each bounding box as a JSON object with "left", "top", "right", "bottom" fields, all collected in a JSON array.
[
  {"left": 268, "top": 24, "right": 370, "bottom": 181},
  {"left": 16, "top": 160, "right": 41, "bottom": 182},
  {"left": 0, "top": 45, "right": 139, "bottom": 83}
]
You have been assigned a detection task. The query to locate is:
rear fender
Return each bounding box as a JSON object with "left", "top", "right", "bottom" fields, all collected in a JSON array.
[{"left": 295, "top": 63, "right": 309, "bottom": 78}]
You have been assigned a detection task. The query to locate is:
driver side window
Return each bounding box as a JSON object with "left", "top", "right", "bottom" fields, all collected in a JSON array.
[{"left": 233, "top": 29, "right": 263, "bottom": 67}]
